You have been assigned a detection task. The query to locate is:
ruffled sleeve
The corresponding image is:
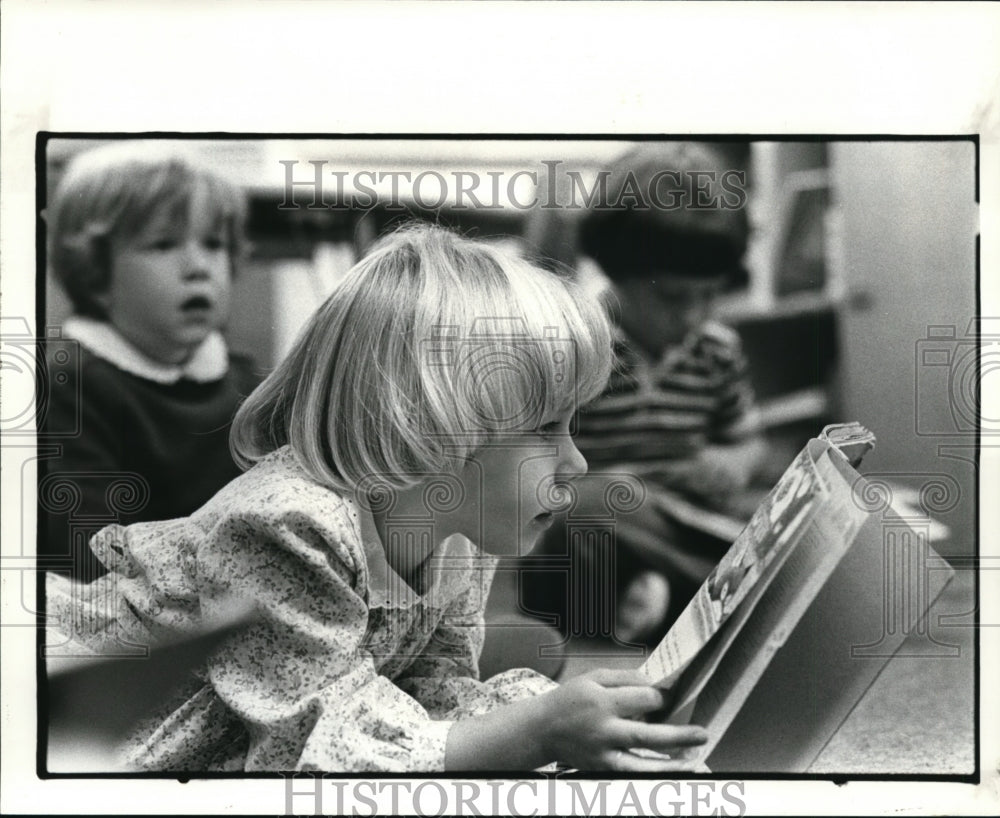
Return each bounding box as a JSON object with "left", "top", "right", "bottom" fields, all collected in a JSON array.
[
  {"left": 393, "top": 558, "right": 558, "bottom": 725},
  {"left": 131, "top": 507, "right": 456, "bottom": 772}
]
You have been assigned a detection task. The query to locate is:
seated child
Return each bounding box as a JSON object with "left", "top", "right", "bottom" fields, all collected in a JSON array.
[
  {"left": 45, "top": 224, "right": 708, "bottom": 772},
  {"left": 523, "top": 142, "right": 765, "bottom": 644},
  {"left": 41, "top": 143, "right": 260, "bottom": 581}
]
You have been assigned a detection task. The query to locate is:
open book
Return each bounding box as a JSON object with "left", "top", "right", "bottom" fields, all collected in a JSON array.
[{"left": 638, "top": 422, "right": 954, "bottom": 772}]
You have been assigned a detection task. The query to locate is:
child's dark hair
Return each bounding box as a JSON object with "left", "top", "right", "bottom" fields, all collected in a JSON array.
[
  {"left": 47, "top": 142, "right": 247, "bottom": 319},
  {"left": 579, "top": 142, "right": 750, "bottom": 288}
]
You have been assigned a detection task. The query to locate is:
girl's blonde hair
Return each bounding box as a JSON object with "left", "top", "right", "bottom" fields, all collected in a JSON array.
[
  {"left": 231, "top": 223, "right": 614, "bottom": 490},
  {"left": 48, "top": 141, "right": 247, "bottom": 319}
]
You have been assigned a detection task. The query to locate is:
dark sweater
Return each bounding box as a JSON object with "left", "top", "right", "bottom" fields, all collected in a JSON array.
[{"left": 39, "top": 346, "right": 261, "bottom": 581}]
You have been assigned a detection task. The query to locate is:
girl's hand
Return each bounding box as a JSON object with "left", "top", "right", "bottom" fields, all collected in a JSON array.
[{"left": 536, "top": 669, "right": 708, "bottom": 771}]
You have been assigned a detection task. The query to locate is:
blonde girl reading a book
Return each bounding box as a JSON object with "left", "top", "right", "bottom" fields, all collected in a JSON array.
[{"left": 47, "top": 224, "right": 707, "bottom": 773}]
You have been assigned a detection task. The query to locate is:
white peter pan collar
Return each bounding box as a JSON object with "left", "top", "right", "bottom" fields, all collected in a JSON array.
[{"left": 63, "top": 316, "right": 229, "bottom": 384}]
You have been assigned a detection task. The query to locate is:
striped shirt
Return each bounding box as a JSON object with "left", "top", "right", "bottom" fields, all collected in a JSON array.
[{"left": 575, "top": 321, "right": 760, "bottom": 477}]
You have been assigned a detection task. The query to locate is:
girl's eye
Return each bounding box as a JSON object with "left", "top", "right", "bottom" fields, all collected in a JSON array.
[
  {"left": 539, "top": 422, "right": 563, "bottom": 439},
  {"left": 147, "top": 238, "right": 177, "bottom": 251},
  {"left": 203, "top": 236, "right": 225, "bottom": 251}
]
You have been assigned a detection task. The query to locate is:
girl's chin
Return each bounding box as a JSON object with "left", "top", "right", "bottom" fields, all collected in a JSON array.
[{"left": 478, "top": 527, "right": 545, "bottom": 558}]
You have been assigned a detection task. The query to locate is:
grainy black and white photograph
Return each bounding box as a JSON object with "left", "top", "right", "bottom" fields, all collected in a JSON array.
[
  {"left": 29, "top": 133, "right": 981, "bottom": 772},
  {"left": 2, "top": 3, "right": 998, "bottom": 818}
]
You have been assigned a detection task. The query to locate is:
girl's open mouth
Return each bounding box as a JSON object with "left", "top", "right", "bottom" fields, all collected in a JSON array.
[{"left": 530, "top": 512, "right": 554, "bottom": 528}]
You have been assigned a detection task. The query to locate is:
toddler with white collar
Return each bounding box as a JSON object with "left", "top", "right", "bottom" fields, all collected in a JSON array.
[{"left": 42, "top": 142, "right": 259, "bottom": 581}]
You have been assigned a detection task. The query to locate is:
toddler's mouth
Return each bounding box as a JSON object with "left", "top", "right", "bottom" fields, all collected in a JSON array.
[{"left": 180, "top": 295, "right": 213, "bottom": 313}]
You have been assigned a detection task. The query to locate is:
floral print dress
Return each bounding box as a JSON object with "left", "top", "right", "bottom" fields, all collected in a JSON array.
[{"left": 45, "top": 446, "right": 556, "bottom": 772}]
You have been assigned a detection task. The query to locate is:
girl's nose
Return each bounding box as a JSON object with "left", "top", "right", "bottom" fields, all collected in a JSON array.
[{"left": 560, "top": 437, "right": 588, "bottom": 480}]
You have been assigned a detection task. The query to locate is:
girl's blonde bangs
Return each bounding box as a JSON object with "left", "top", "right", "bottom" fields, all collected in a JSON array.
[{"left": 231, "top": 225, "right": 613, "bottom": 490}]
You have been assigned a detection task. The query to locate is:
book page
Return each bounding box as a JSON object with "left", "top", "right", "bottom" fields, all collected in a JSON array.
[
  {"left": 640, "top": 436, "right": 838, "bottom": 687},
  {"left": 685, "top": 520, "right": 840, "bottom": 758},
  {"left": 668, "top": 444, "right": 873, "bottom": 725}
]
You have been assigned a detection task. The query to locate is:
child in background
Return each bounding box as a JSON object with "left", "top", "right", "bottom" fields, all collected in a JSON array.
[
  {"left": 41, "top": 143, "right": 259, "bottom": 581},
  {"left": 524, "top": 142, "right": 765, "bottom": 645},
  {"left": 45, "top": 224, "right": 708, "bottom": 772}
]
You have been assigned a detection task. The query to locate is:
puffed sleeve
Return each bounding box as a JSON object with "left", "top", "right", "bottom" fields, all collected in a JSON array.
[
  {"left": 394, "top": 561, "right": 558, "bottom": 722},
  {"left": 186, "top": 509, "right": 457, "bottom": 772}
]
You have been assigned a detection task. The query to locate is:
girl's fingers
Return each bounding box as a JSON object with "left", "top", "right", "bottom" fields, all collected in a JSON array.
[
  {"left": 609, "top": 685, "right": 668, "bottom": 718},
  {"left": 628, "top": 746, "right": 704, "bottom": 763},
  {"left": 601, "top": 748, "right": 706, "bottom": 773},
  {"left": 608, "top": 720, "right": 709, "bottom": 752},
  {"left": 586, "top": 668, "right": 653, "bottom": 688},
  {"left": 586, "top": 668, "right": 673, "bottom": 718}
]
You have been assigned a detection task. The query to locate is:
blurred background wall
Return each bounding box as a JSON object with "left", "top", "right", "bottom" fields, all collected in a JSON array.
[{"left": 832, "top": 141, "right": 978, "bottom": 557}]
